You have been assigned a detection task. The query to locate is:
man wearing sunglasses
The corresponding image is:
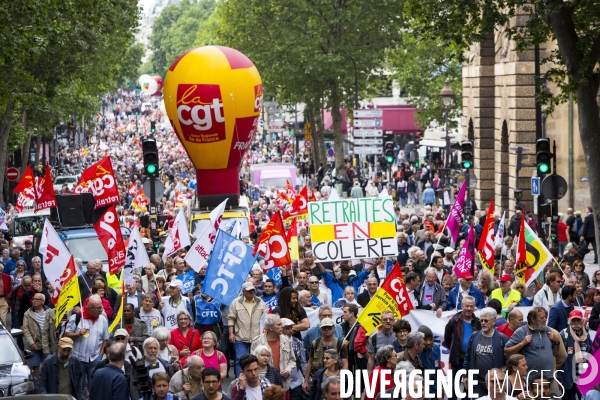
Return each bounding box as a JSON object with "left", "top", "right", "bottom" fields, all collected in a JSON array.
[{"left": 447, "top": 272, "right": 486, "bottom": 311}]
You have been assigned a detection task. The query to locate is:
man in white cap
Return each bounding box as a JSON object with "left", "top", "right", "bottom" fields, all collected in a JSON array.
[
  {"left": 443, "top": 247, "right": 455, "bottom": 269},
  {"left": 228, "top": 281, "right": 266, "bottom": 376},
  {"left": 38, "top": 337, "right": 85, "bottom": 398},
  {"left": 303, "top": 318, "right": 348, "bottom": 391},
  {"left": 160, "top": 280, "right": 193, "bottom": 331},
  {"left": 109, "top": 328, "right": 143, "bottom": 366},
  {"left": 281, "top": 318, "right": 307, "bottom": 399}
]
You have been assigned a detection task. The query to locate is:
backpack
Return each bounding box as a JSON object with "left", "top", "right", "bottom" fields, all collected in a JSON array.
[
  {"left": 311, "top": 337, "right": 343, "bottom": 372},
  {"left": 59, "top": 312, "right": 82, "bottom": 339}
]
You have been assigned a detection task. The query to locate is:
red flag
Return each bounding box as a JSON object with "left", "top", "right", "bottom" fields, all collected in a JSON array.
[
  {"left": 175, "top": 191, "right": 185, "bottom": 208},
  {"left": 286, "top": 217, "right": 298, "bottom": 243},
  {"left": 285, "top": 180, "right": 296, "bottom": 198},
  {"left": 131, "top": 187, "right": 149, "bottom": 210},
  {"left": 13, "top": 166, "right": 36, "bottom": 213},
  {"left": 515, "top": 215, "right": 527, "bottom": 268},
  {"left": 477, "top": 198, "right": 496, "bottom": 274},
  {"left": 128, "top": 183, "right": 137, "bottom": 195},
  {"left": 309, "top": 189, "right": 317, "bottom": 202},
  {"left": 50, "top": 255, "right": 78, "bottom": 305},
  {"left": 34, "top": 163, "right": 57, "bottom": 212},
  {"left": 94, "top": 205, "right": 126, "bottom": 275},
  {"left": 283, "top": 186, "right": 308, "bottom": 220},
  {"left": 74, "top": 156, "right": 120, "bottom": 209},
  {"left": 253, "top": 211, "right": 291, "bottom": 270}
]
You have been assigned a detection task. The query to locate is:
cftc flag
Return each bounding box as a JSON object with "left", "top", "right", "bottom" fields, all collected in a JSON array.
[
  {"left": 55, "top": 256, "right": 81, "bottom": 328},
  {"left": 357, "top": 264, "right": 413, "bottom": 336}
]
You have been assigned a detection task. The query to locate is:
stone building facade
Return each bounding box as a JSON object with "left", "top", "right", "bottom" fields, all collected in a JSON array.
[{"left": 462, "top": 24, "right": 589, "bottom": 217}]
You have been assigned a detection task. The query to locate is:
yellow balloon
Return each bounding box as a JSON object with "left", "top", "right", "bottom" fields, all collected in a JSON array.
[{"left": 164, "top": 46, "right": 262, "bottom": 207}]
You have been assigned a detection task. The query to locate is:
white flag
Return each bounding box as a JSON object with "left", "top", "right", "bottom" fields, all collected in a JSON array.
[
  {"left": 328, "top": 188, "right": 341, "bottom": 201},
  {"left": 162, "top": 209, "right": 191, "bottom": 261},
  {"left": 39, "top": 219, "right": 74, "bottom": 303},
  {"left": 123, "top": 226, "right": 150, "bottom": 285},
  {"left": 378, "top": 187, "right": 391, "bottom": 198},
  {"left": 495, "top": 211, "right": 506, "bottom": 248},
  {"left": 185, "top": 198, "right": 228, "bottom": 272}
]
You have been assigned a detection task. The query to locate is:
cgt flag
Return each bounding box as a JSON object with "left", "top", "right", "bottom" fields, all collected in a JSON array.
[
  {"left": 477, "top": 198, "right": 496, "bottom": 275},
  {"left": 283, "top": 186, "right": 308, "bottom": 221},
  {"left": 123, "top": 226, "right": 150, "bottom": 285},
  {"left": 94, "top": 205, "right": 126, "bottom": 275},
  {"left": 202, "top": 229, "right": 257, "bottom": 306},
  {"left": 253, "top": 211, "right": 291, "bottom": 271},
  {"left": 39, "top": 219, "right": 74, "bottom": 304},
  {"left": 131, "top": 187, "right": 149, "bottom": 210},
  {"left": 34, "top": 163, "right": 57, "bottom": 213},
  {"left": 162, "top": 209, "right": 191, "bottom": 261},
  {"left": 357, "top": 264, "right": 413, "bottom": 336},
  {"left": 55, "top": 256, "right": 81, "bottom": 328},
  {"left": 13, "top": 165, "right": 36, "bottom": 213},
  {"left": 74, "top": 156, "right": 120, "bottom": 209}
]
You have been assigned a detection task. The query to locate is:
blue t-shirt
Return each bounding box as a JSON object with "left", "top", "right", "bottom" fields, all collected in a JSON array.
[{"left": 462, "top": 321, "right": 472, "bottom": 353}]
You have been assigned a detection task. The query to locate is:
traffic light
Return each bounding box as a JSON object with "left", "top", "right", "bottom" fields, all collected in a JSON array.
[
  {"left": 550, "top": 220, "right": 558, "bottom": 242},
  {"left": 127, "top": 83, "right": 131, "bottom": 88},
  {"left": 150, "top": 120, "right": 156, "bottom": 134},
  {"left": 134, "top": 107, "right": 140, "bottom": 116},
  {"left": 409, "top": 150, "right": 419, "bottom": 168},
  {"left": 384, "top": 142, "right": 395, "bottom": 165},
  {"left": 460, "top": 141, "right": 474, "bottom": 169},
  {"left": 516, "top": 147, "right": 528, "bottom": 171},
  {"left": 136, "top": 85, "right": 141, "bottom": 93},
  {"left": 142, "top": 138, "right": 159, "bottom": 177},
  {"left": 536, "top": 138, "right": 552, "bottom": 174}
]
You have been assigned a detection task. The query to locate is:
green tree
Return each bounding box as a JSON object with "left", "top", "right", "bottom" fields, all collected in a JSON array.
[
  {"left": 214, "top": 0, "right": 404, "bottom": 174},
  {"left": 406, "top": 0, "right": 600, "bottom": 252},
  {"left": 387, "top": 35, "right": 463, "bottom": 130},
  {"left": 149, "top": 0, "right": 216, "bottom": 75}
]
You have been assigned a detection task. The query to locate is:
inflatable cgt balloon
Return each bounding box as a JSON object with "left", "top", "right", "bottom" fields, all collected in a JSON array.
[{"left": 164, "top": 46, "right": 262, "bottom": 208}]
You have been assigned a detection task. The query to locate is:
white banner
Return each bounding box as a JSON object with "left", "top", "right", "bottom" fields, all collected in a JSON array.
[
  {"left": 185, "top": 199, "right": 228, "bottom": 272},
  {"left": 39, "top": 219, "right": 73, "bottom": 290},
  {"left": 163, "top": 209, "right": 191, "bottom": 261},
  {"left": 123, "top": 226, "right": 150, "bottom": 285}
]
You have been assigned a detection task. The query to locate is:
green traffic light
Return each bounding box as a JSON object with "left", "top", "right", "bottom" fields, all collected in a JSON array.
[
  {"left": 414, "top": 162, "right": 419, "bottom": 168},
  {"left": 462, "top": 161, "right": 473, "bottom": 169},
  {"left": 386, "top": 156, "right": 394, "bottom": 163},
  {"left": 146, "top": 165, "right": 157, "bottom": 174},
  {"left": 538, "top": 163, "right": 549, "bottom": 173}
]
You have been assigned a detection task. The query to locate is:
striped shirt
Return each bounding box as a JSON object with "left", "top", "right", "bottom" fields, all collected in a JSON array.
[
  {"left": 33, "top": 309, "right": 46, "bottom": 332},
  {"left": 66, "top": 314, "right": 109, "bottom": 362}
]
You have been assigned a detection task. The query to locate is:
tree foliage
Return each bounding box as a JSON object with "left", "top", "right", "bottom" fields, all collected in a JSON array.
[
  {"left": 148, "top": 0, "right": 217, "bottom": 76},
  {"left": 387, "top": 35, "right": 463, "bottom": 129},
  {"left": 212, "top": 0, "right": 404, "bottom": 172},
  {"left": 0, "top": 0, "right": 141, "bottom": 202}
]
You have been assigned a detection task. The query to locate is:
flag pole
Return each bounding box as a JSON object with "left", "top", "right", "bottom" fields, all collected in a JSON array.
[
  {"left": 427, "top": 216, "right": 449, "bottom": 269},
  {"left": 343, "top": 320, "right": 358, "bottom": 341}
]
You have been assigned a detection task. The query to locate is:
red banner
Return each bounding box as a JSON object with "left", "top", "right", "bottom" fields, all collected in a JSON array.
[
  {"left": 283, "top": 186, "right": 308, "bottom": 220},
  {"left": 128, "top": 182, "right": 137, "bottom": 195},
  {"left": 253, "top": 211, "right": 291, "bottom": 270},
  {"left": 13, "top": 166, "right": 36, "bottom": 213},
  {"left": 285, "top": 180, "right": 296, "bottom": 198},
  {"left": 74, "top": 156, "right": 120, "bottom": 209},
  {"left": 34, "top": 163, "right": 57, "bottom": 212},
  {"left": 381, "top": 264, "right": 414, "bottom": 317},
  {"left": 94, "top": 205, "right": 126, "bottom": 275}
]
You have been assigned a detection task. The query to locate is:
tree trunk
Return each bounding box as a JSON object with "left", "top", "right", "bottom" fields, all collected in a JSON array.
[
  {"left": 575, "top": 85, "right": 600, "bottom": 261},
  {"left": 0, "top": 102, "right": 16, "bottom": 205},
  {"left": 34, "top": 129, "right": 42, "bottom": 167},
  {"left": 330, "top": 84, "right": 345, "bottom": 178},
  {"left": 20, "top": 111, "right": 31, "bottom": 173},
  {"left": 309, "top": 105, "right": 325, "bottom": 174}
]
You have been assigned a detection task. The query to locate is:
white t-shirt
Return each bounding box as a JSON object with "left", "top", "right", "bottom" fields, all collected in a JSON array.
[
  {"left": 138, "top": 309, "right": 164, "bottom": 335},
  {"left": 245, "top": 384, "right": 263, "bottom": 400},
  {"left": 145, "top": 360, "right": 167, "bottom": 378}
]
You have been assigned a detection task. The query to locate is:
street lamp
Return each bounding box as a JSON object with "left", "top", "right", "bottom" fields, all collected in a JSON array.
[{"left": 439, "top": 79, "right": 455, "bottom": 185}]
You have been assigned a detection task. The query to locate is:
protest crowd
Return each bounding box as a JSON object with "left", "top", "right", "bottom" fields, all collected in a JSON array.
[{"left": 0, "top": 89, "right": 599, "bottom": 400}]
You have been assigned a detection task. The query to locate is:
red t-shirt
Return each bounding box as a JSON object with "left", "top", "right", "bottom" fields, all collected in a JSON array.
[
  {"left": 169, "top": 328, "right": 201, "bottom": 356},
  {"left": 558, "top": 221, "right": 568, "bottom": 242},
  {"left": 497, "top": 323, "right": 515, "bottom": 338}
]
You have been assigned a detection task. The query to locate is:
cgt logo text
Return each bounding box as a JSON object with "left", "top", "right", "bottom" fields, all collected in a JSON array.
[{"left": 177, "top": 84, "right": 226, "bottom": 143}]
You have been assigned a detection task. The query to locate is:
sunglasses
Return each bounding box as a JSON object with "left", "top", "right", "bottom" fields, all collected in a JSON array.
[
  {"left": 114, "top": 336, "right": 127, "bottom": 341},
  {"left": 309, "top": 281, "right": 319, "bottom": 284}
]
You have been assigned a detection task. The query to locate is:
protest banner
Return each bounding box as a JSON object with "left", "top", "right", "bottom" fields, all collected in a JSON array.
[{"left": 308, "top": 197, "right": 397, "bottom": 262}]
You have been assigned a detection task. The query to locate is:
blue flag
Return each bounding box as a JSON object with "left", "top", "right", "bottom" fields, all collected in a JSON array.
[
  {"left": 266, "top": 268, "right": 283, "bottom": 287},
  {"left": 177, "top": 270, "right": 196, "bottom": 295},
  {"left": 203, "top": 229, "right": 257, "bottom": 306},
  {"left": 386, "top": 259, "right": 394, "bottom": 276},
  {"left": 194, "top": 296, "right": 221, "bottom": 325}
]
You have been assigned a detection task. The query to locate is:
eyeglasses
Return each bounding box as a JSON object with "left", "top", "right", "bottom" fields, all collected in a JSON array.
[
  {"left": 33, "top": 298, "right": 45, "bottom": 302},
  {"left": 383, "top": 318, "right": 394, "bottom": 322},
  {"left": 178, "top": 318, "right": 190, "bottom": 321},
  {"left": 309, "top": 281, "right": 319, "bottom": 284},
  {"left": 204, "top": 380, "right": 220, "bottom": 386},
  {"left": 321, "top": 326, "right": 334, "bottom": 330},
  {"left": 114, "top": 336, "right": 127, "bottom": 341}
]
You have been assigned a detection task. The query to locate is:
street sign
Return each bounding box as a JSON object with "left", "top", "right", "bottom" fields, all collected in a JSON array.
[
  {"left": 304, "top": 140, "right": 313, "bottom": 149},
  {"left": 263, "top": 101, "right": 278, "bottom": 108},
  {"left": 268, "top": 128, "right": 284, "bottom": 133},
  {"left": 531, "top": 177, "right": 540, "bottom": 196},
  {"left": 268, "top": 108, "right": 285, "bottom": 114},
  {"left": 353, "top": 109, "right": 383, "bottom": 118},
  {"left": 354, "top": 147, "right": 383, "bottom": 155},
  {"left": 541, "top": 174, "right": 568, "bottom": 200},
  {"left": 142, "top": 179, "right": 165, "bottom": 201},
  {"left": 5, "top": 167, "right": 19, "bottom": 181},
  {"left": 353, "top": 119, "right": 383, "bottom": 128},
  {"left": 354, "top": 138, "right": 383, "bottom": 145},
  {"left": 354, "top": 129, "right": 383, "bottom": 137},
  {"left": 268, "top": 121, "right": 284, "bottom": 127},
  {"left": 327, "top": 148, "right": 335, "bottom": 157}
]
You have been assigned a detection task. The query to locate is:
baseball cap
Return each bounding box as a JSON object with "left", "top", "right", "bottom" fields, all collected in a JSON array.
[
  {"left": 461, "top": 272, "right": 474, "bottom": 280},
  {"left": 142, "top": 238, "right": 150, "bottom": 244},
  {"left": 168, "top": 280, "right": 183, "bottom": 289},
  {"left": 498, "top": 275, "right": 513, "bottom": 283},
  {"left": 114, "top": 328, "right": 129, "bottom": 338},
  {"left": 242, "top": 282, "right": 256, "bottom": 292},
  {"left": 58, "top": 337, "right": 74, "bottom": 349},
  {"left": 569, "top": 310, "right": 584, "bottom": 320},
  {"left": 281, "top": 318, "right": 295, "bottom": 327},
  {"left": 444, "top": 247, "right": 455, "bottom": 254},
  {"left": 320, "top": 318, "right": 335, "bottom": 328}
]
